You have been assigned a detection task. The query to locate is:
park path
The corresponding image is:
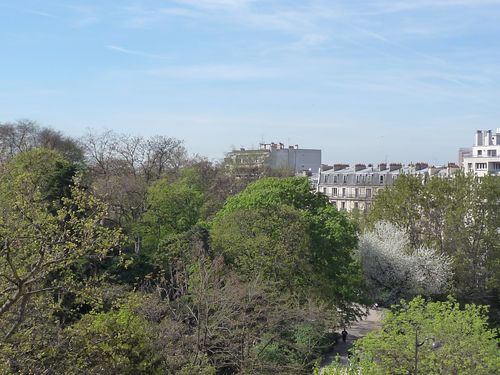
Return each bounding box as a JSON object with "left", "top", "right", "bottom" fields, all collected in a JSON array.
[{"left": 319, "top": 308, "right": 384, "bottom": 372}]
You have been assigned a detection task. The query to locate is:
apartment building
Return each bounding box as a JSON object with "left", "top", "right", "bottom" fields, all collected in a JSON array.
[
  {"left": 462, "top": 129, "right": 500, "bottom": 177},
  {"left": 225, "top": 142, "right": 321, "bottom": 176},
  {"left": 316, "top": 162, "right": 459, "bottom": 212}
]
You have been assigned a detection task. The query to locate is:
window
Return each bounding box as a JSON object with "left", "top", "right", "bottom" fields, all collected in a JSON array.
[
  {"left": 379, "top": 175, "right": 384, "bottom": 184},
  {"left": 341, "top": 202, "right": 346, "bottom": 210},
  {"left": 342, "top": 188, "right": 346, "bottom": 197},
  {"left": 487, "top": 150, "right": 497, "bottom": 157},
  {"left": 343, "top": 175, "right": 347, "bottom": 183},
  {"left": 354, "top": 202, "right": 359, "bottom": 209},
  {"left": 333, "top": 188, "right": 338, "bottom": 196},
  {"left": 475, "top": 163, "right": 487, "bottom": 170},
  {"left": 366, "top": 188, "right": 372, "bottom": 198},
  {"left": 322, "top": 187, "right": 326, "bottom": 193},
  {"left": 492, "top": 162, "right": 500, "bottom": 170},
  {"left": 468, "top": 163, "right": 472, "bottom": 170},
  {"left": 356, "top": 175, "right": 360, "bottom": 183},
  {"left": 355, "top": 188, "right": 359, "bottom": 197},
  {"left": 333, "top": 175, "right": 338, "bottom": 183},
  {"left": 478, "top": 150, "right": 482, "bottom": 156}
]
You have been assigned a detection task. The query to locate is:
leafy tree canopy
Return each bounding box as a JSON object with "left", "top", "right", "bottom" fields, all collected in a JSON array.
[
  {"left": 211, "top": 177, "right": 364, "bottom": 306},
  {"left": 351, "top": 296, "right": 500, "bottom": 375},
  {"left": 368, "top": 173, "right": 500, "bottom": 320}
]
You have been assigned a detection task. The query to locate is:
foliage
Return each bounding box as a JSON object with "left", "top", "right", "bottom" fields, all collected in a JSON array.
[
  {"left": 0, "top": 149, "right": 122, "bottom": 341},
  {"left": 62, "top": 295, "right": 162, "bottom": 374},
  {"left": 358, "top": 221, "right": 453, "bottom": 304},
  {"left": 217, "top": 176, "right": 327, "bottom": 213},
  {"left": 140, "top": 177, "right": 204, "bottom": 251},
  {"left": 82, "top": 129, "right": 188, "bottom": 254},
  {"left": 211, "top": 206, "right": 312, "bottom": 293},
  {"left": 352, "top": 296, "right": 500, "bottom": 374},
  {"left": 211, "top": 177, "right": 364, "bottom": 306},
  {"left": 0, "top": 120, "right": 84, "bottom": 163},
  {"left": 368, "top": 173, "right": 500, "bottom": 319}
]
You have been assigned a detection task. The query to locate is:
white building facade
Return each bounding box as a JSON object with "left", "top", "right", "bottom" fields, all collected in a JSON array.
[
  {"left": 225, "top": 142, "right": 321, "bottom": 175},
  {"left": 462, "top": 129, "right": 500, "bottom": 177},
  {"left": 316, "top": 163, "right": 459, "bottom": 212}
]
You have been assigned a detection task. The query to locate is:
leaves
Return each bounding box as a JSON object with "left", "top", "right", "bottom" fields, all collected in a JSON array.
[
  {"left": 353, "top": 296, "right": 500, "bottom": 374},
  {"left": 358, "top": 221, "right": 453, "bottom": 304}
]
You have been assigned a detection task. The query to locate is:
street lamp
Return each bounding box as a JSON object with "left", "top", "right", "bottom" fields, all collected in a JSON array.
[{"left": 414, "top": 327, "right": 442, "bottom": 375}]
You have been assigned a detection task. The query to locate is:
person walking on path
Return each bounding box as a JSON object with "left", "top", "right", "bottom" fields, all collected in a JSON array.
[{"left": 341, "top": 329, "right": 348, "bottom": 343}]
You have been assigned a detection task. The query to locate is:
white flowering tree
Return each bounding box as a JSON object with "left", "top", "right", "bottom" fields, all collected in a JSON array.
[{"left": 358, "top": 221, "right": 453, "bottom": 304}]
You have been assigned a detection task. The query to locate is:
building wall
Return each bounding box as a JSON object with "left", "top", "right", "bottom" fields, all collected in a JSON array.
[
  {"left": 316, "top": 164, "right": 458, "bottom": 212},
  {"left": 225, "top": 143, "right": 321, "bottom": 175},
  {"left": 270, "top": 148, "right": 321, "bottom": 173},
  {"left": 462, "top": 129, "right": 500, "bottom": 177}
]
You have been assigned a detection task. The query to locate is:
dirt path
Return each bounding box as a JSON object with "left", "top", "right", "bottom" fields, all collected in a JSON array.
[{"left": 320, "top": 308, "right": 384, "bottom": 371}]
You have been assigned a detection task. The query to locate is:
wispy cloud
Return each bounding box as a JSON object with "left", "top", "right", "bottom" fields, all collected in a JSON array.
[
  {"left": 173, "top": 0, "right": 255, "bottom": 10},
  {"left": 368, "top": 0, "right": 500, "bottom": 15},
  {"left": 106, "top": 45, "right": 171, "bottom": 60},
  {"left": 0, "top": 4, "right": 59, "bottom": 19},
  {"left": 145, "top": 64, "right": 283, "bottom": 80},
  {"left": 0, "top": 89, "right": 62, "bottom": 98},
  {"left": 24, "top": 9, "right": 59, "bottom": 19}
]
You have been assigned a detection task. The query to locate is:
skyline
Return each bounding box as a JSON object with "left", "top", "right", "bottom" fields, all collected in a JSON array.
[{"left": 1, "top": 0, "right": 500, "bottom": 164}]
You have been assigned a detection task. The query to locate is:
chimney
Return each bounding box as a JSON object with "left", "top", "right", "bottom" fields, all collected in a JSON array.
[
  {"left": 334, "top": 163, "right": 349, "bottom": 171},
  {"left": 378, "top": 163, "right": 387, "bottom": 171},
  {"left": 355, "top": 164, "right": 366, "bottom": 171},
  {"left": 476, "top": 130, "right": 483, "bottom": 146},
  {"left": 415, "top": 162, "right": 428, "bottom": 171},
  {"left": 389, "top": 163, "right": 402, "bottom": 171},
  {"left": 485, "top": 130, "right": 492, "bottom": 146}
]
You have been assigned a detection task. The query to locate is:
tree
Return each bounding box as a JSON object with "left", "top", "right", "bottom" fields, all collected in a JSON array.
[
  {"left": 351, "top": 296, "right": 500, "bottom": 374},
  {"left": 0, "top": 120, "right": 83, "bottom": 163},
  {"left": 368, "top": 173, "right": 500, "bottom": 316},
  {"left": 81, "top": 130, "right": 189, "bottom": 253},
  {"left": 211, "top": 177, "right": 364, "bottom": 307},
  {"left": 211, "top": 206, "right": 312, "bottom": 293},
  {"left": 0, "top": 149, "right": 121, "bottom": 340},
  {"left": 62, "top": 295, "right": 163, "bottom": 375},
  {"left": 358, "top": 221, "right": 453, "bottom": 304},
  {"left": 140, "top": 177, "right": 204, "bottom": 254}
]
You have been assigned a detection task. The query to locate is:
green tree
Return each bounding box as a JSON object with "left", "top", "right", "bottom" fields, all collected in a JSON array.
[
  {"left": 352, "top": 296, "right": 500, "bottom": 374},
  {"left": 211, "top": 177, "right": 363, "bottom": 306},
  {"left": 368, "top": 173, "right": 500, "bottom": 316},
  {"left": 140, "top": 177, "right": 204, "bottom": 253},
  {"left": 63, "top": 296, "right": 163, "bottom": 375},
  {"left": 211, "top": 206, "right": 312, "bottom": 293},
  {"left": 0, "top": 149, "right": 121, "bottom": 340}
]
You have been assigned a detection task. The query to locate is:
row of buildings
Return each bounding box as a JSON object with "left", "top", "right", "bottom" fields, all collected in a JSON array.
[
  {"left": 315, "top": 162, "right": 459, "bottom": 212},
  {"left": 224, "top": 129, "right": 500, "bottom": 212}
]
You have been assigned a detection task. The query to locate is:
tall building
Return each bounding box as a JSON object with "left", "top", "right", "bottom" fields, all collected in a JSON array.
[
  {"left": 462, "top": 129, "right": 500, "bottom": 177},
  {"left": 316, "top": 162, "right": 459, "bottom": 212},
  {"left": 224, "top": 142, "right": 321, "bottom": 176}
]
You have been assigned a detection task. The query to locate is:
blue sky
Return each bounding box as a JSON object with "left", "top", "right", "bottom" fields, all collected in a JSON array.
[{"left": 1, "top": 0, "right": 500, "bottom": 164}]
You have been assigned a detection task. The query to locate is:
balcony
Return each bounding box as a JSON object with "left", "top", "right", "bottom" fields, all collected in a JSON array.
[{"left": 329, "top": 194, "right": 373, "bottom": 200}]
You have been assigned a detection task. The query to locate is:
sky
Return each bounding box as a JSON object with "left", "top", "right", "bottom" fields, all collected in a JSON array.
[{"left": 1, "top": 0, "right": 500, "bottom": 164}]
